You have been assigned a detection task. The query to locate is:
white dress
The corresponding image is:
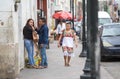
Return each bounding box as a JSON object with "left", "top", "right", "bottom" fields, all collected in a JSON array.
[
  {"left": 62, "top": 30, "right": 75, "bottom": 48},
  {"left": 62, "top": 29, "right": 76, "bottom": 57},
  {"left": 62, "top": 37, "right": 74, "bottom": 47}
]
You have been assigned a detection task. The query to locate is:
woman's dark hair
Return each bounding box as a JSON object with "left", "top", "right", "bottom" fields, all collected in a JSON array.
[
  {"left": 39, "top": 18, "right": 46, "bottom": 23},
  {"left": 62, "top": 19, "right": 66, "bottom": 22},
  {"left": 25, "top": 18, "right": 34, "bottom": 26}
]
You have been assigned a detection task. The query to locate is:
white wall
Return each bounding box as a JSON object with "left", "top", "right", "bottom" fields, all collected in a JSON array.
[
  {"left": 18, "top": 0, "right": 38, "bottom": 69},
  {"left": 20, "top": 0, "right": 37, "bottom": 28},
  {"left": 54, "top": 0, "right": 70, "bottom": 11},
  {"left": 0, "top": 0, "right": 14, "bottom": 11},
  {"left": 0, "top": 0, "right": 38, "bottom": 78},
  {"left": 0, "top": 0, "right": 19, "bottom": 78}
]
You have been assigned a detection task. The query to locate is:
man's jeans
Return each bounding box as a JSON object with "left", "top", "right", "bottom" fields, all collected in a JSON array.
[
  {"left": 40, "top": 44, "right": 48, "bottom": 67},
  {"left": 24, "top": 39, "right": 35, "bottom": 66}
]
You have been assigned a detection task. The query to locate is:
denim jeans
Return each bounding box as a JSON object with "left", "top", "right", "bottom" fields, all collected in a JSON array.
[
  {"left": 40, "top": 44, "right": 48, "bottom": 67},
  {"left": 24, "top": 39, "right": 35, "bottom": 66}
]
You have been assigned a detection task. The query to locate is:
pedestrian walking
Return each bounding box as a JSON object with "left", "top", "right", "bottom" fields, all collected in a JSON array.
[
  {"left": 55, "top": 20, "right": 66, "bottom": 40},
  {"left": 58, "top": 21, "right": 78, "bottom": 67},
  {"left": 55, "top": 20, "right": 62, "bottom": 40},
  {"left": 61, "top": 19, "right": 66, "bottom": 31},
  {"left": 23, "top": 19, "right": 37, "bottom": 68},
  {"left": 37, "top": 18, "right": 49, "bottom": 69}
]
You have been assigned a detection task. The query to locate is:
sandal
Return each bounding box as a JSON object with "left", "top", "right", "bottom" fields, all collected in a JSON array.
[
  {"left": 66, "top": 64, "right": 70, "bottom": 67},
  {"left": 36, "top": 66, "right": 44, "bottom": 69},
  {"left": 31, "top": 65, "right": 37, "bottom": 68},
  {"left": 43, "top": 66, "right": 48, "bottom": 68}
]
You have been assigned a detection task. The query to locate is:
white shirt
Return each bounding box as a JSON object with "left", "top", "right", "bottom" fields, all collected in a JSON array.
[
  {"left": 56, "top": 23, "right": 66, "bottom": 34},
  {"left": 56, "top": 24, "right": 62, "bottom": 34},
  {"left": 61, "top": 23, "right": 66, "bottom": 31}
]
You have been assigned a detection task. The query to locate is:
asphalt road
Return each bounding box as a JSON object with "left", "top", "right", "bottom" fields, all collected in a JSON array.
[{"left": 101, "top": 58, "right": 120, "bottom": 79}]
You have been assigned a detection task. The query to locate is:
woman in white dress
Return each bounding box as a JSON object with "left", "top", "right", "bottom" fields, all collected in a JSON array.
[{"left": 58, "top": 21, "right": 78, "bottom": 66}]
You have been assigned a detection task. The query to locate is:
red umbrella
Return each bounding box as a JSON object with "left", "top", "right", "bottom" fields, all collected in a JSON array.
[{"left": 52, "top": 11, "right": 72, "bottom": 20}]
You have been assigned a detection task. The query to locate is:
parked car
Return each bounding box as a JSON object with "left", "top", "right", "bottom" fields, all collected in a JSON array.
[
  {"left": 99, "top": 23, "right": 120, "bottom": 60},
  {"left": 98, "top": 11, "right": 112, "bottom": 26}
]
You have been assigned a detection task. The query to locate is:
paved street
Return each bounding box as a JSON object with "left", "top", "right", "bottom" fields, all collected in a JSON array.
[
  {"left": 101, "top": 59, "right": 120, "bottom": 79},
  {"left": 19, "top": 41, "right": 114, "bottom": 79}
]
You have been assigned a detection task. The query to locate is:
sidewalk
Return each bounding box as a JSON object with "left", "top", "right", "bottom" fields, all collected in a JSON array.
[{"left": 19, "top": 41, "right": 114, "bottom": 79}]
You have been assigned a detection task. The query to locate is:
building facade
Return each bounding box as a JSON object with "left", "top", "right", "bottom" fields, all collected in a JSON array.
[{"left": 0, "top": 0, "right": 39, "bottom": 78}]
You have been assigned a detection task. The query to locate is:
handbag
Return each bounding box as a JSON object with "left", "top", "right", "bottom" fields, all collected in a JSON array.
[
  {"left": 32, "top": 30, "right": 39, "bottom": 42},
  {"left": 31, "top": 26, "right": 39, "bottom": 42}
]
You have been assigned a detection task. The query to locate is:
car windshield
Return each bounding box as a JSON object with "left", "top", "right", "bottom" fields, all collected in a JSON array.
[
  {"left": 99, "top": 18, "right": 112, "bottom": 25},
  {"left": 102, "top": 25, "right": 120, "bottom": 37}
]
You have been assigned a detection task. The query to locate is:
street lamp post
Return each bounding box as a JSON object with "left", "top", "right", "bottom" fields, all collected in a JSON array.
[
  {"left": 80, "top": 0, "right": 91, "bottom": 78},
  {"left": 88, "top": 0, "right": 100, "bottom": 79},
  {"left": 70, "top": 0, "right": 72, "bottom": 13},
  {"left": 72, "top": 0, "right": 74, "bottom": 30},
  {"left": 79, "top": 0, "right": 87, "bottom": 57}
]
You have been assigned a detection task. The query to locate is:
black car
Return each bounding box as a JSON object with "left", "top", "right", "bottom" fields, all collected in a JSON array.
[{"left": 99, "top": 23, "right": 120, "bottom": 60}]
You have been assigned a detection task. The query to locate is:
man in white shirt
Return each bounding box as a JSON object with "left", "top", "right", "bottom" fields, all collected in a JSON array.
[
  {"left": 55, "top": 20, "right": 66, "bottom": 40},
  {"left": 61, "top": 20, "right": 66, "bottom": 32},
  {"left": 56, "top": 21, "right": 62, "bottom": 34}
]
